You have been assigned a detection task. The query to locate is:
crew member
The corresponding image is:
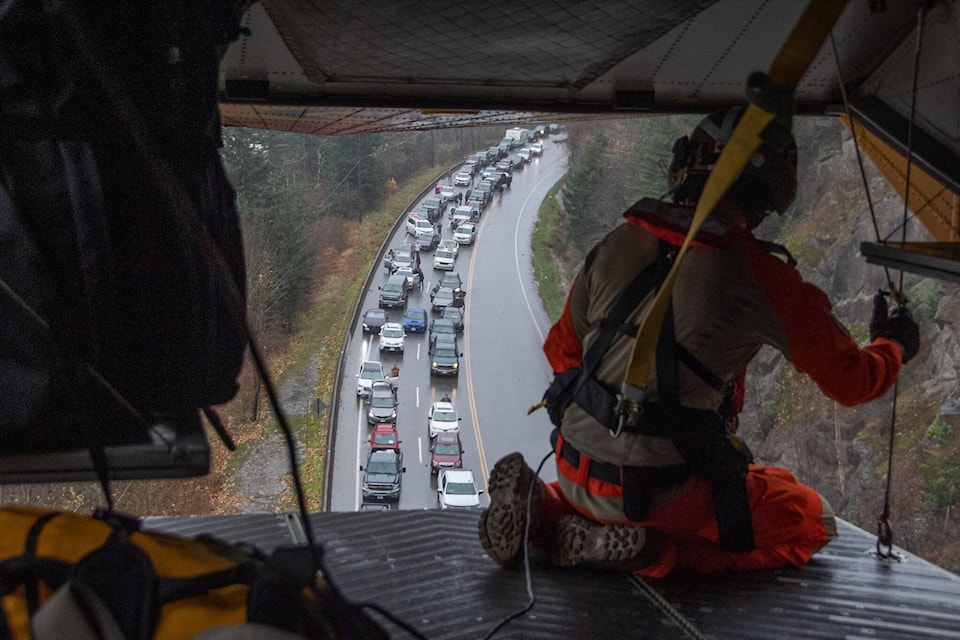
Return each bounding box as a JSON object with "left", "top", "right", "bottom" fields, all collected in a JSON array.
[{"left": 479, "top": 107, "right": 920, "bottom": 576}]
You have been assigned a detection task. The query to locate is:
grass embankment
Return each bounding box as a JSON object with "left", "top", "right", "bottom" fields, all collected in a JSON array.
[{"left": 530, "top": 179, "right": 570, "bottom": 324}]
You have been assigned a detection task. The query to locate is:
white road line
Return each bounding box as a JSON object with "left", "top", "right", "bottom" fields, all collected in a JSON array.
[
  {"left": 354, "top": 335, "right": 376, "bottom": 510},
  {"left": 513, "top": 168, "right": 566, "bottom": 344},
  {"left": 355, "top": 398, "right": 365, "bottom": 511}
]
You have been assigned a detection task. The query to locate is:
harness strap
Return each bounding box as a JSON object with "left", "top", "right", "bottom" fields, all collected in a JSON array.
[
  {"left": 551, "top": 429, "right": 690, "bottom": 489},
  {"left": 656, "top": 302, "right": 755, "bottom": 552},
  {"left": 676, "top": 343, "right": 725, "bottom": 392},
  {"left": 24, "top": 512, "right": 60, "bottom": 615},
  {"left": 576, "top": 247, "right": 668, "bottom": 399}
]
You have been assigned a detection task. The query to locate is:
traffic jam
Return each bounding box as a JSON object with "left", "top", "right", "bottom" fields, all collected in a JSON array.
[{"left": 356, "top": 126, "right": 548, "bottom": 510}]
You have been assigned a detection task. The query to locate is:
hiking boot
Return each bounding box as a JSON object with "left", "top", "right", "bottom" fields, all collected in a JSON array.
[
  {"left": 551, "top": 514, "right": 655, "bottom": 571},
  {"left": 478, "top": 452, "right": 544, "bottom": 567}
]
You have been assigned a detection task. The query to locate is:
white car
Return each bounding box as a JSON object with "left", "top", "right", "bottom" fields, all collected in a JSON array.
[
  {"left": 529, "top": 142, "right": 543, "bottom": 156},
  {"left": 393, "top": 265, "right": 422, "bottom": 290},
  {"left": 440, "top": 185, "right": 456, "bottom": 201},
  {"left": 433, "top": 247, "right": 456, "bottom": 271},
  {"left": 437, "top": 469, "right": 484, "bottom": 509},
  {"left": 428, "top": 401, "right": 460, "bottom": 438},
  {"left": 438, "top": 239, "right": 459, "bottom": 257},
  {"left": 454, "top": 171, "right": 472, "bottom": 186},
  {"left": 378, "top": 322, "right": 405, "bottom": 353},
  {"left": 405, "top": 213, "right": 434, "bottom": 238},
  {"left": 356, "top": 360, "right": 385, "bottom": 398},
  {"left": 453, "top": 223, "right": 476, "bottom": 245}
]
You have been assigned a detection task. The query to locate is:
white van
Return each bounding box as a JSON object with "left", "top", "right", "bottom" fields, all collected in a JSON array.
[
  {"left": 405, "top": 214, "right": 434, "bottom": 238},
  {"left": 433, "top": 247, "right": 456, "bottom": 271}
]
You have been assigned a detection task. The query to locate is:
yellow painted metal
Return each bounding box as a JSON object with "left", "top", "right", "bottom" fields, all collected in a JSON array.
[{"left": 841, "top": 115, "right": 960, "bottom": 242}]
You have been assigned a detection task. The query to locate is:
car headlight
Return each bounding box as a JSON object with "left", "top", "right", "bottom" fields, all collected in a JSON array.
[
  {"left": 452, "top": 363, "right": 459, "bottom": 369},
  {"left": 431, "top": 362, "right": 438, "bottom": 369}
]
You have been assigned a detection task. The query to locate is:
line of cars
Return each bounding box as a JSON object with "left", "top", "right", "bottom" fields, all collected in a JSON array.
[
  {"left": 358, "top": 137, "right": 546, "bottom": 510},
  {"left": 358, "top": 389, "right": 482, "bottom": 509}
]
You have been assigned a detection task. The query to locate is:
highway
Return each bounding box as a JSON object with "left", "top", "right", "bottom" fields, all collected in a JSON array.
[{"left": 328, "top": 137, "right": 568, "bottom": 512}]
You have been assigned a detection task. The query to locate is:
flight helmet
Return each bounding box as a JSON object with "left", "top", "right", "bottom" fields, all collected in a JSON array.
[{"left": 667, "top": 106, "right": 797, "bottom": 229}]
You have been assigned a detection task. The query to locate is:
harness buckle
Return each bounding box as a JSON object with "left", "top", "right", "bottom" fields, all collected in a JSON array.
[{"left": 613, "top": 383, "right": 646, "bottom": 437}]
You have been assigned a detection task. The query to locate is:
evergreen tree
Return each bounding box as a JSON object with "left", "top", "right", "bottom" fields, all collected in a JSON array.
[{"left": 561, "top": 132, "right": 607, "bottom": 254}]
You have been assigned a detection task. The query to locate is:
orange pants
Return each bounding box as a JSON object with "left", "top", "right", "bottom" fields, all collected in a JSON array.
[{"left": 542, "top": 456, "right": 837, "bottom": 577}]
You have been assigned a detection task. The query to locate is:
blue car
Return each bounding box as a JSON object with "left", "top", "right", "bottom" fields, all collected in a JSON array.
[{"left": 403, "top": 307, "right": 428, "bottom": 333}]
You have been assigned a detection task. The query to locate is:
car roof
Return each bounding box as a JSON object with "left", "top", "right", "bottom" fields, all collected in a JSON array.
[
  {"left": 434, "top": 431, "right": 460, "bottom": 443},
  {"left": 405, "top": 307, "right": 427, "bottom": 316},
  {"left": 362, "top": 360, "right": 382, "bottom": 369},
  {"left": 432, "top": 401, "right": 455, "bottom": 412},
  {"left": 441, "top": 469, "right": 474, "bottom": 482},
  {"left": 365, "top": 308, "right": 386, "bottom": 316},
  {"left": 372, "top": 423, "right": 398, "bottom": 433},
  {"left": 381, "top": 322, "right": 403, "bottom": 330},
  {"left": 368, "top": 448, "right": 399, "bottom": 461}
]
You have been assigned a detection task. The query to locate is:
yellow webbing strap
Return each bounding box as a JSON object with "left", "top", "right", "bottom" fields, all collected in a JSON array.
[{"left": 618, "top": 0, "right": 850, "bottom": 429}]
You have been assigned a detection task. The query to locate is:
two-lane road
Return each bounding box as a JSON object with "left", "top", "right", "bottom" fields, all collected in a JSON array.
[{"left": 328, "top": 138, "right": 567, "bottom": 512}]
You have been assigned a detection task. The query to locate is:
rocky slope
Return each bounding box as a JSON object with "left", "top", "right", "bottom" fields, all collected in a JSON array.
[{"left": 738, "top": 117, "right": 960, "bottom": 571}]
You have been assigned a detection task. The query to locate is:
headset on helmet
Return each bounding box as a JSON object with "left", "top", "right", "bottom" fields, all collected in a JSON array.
[{"left": 667, "top": 106, "right": 797, "bottom": 229}]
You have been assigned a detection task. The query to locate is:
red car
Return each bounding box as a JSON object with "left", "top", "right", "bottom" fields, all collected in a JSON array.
[
  {"left": 429, "top": 432, "right": 463, "bottom": 474},
  {"left": 369, "top": 423, "right": 401, "bottom": 451}
]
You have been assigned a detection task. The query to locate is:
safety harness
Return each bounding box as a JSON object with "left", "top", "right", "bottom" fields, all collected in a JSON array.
[{"left": 535, "top": 237, "right": 756, "bottom": 551}]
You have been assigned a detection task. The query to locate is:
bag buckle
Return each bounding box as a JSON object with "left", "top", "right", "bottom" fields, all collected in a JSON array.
[{"left": 613, "top": 383, "right": 646, "bottom": 438}]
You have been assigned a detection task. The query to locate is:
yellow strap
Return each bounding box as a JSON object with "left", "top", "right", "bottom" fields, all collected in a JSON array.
[{"left": 621, "top": 0, "right": 849, "bottom": 397}]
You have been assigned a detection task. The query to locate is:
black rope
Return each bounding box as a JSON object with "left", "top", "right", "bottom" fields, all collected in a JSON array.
[
  {"left": 875, "top": 1, "right": 926, "bottom": 560},
  {"left": 830, "top": 0, "right": 928, "bottom": 559},
  {"left": 480, "top": 450, "right": 553, "bottom": 640}
]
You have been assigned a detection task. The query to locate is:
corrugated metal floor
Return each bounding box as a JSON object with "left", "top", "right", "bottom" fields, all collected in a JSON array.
[{"left": 145, "top": 511, "right": 960, "bottom": 639}]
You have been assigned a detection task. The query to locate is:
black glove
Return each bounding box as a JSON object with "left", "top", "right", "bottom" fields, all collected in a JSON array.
[{"left": 869, "top": 290, "right": 920, "bottom": 363}]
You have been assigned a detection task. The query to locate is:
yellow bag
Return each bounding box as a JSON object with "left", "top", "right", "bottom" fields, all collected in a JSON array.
[{"left": 0, "top": 506, "right": 387, "bottom": 640}]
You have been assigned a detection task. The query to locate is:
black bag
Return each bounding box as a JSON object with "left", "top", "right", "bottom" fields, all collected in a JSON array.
[{"left": 0, "top": 1, "right": 248, "bottom": 454}]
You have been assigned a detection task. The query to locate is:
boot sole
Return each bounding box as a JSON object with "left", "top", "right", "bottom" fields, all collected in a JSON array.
[
  {"left": 478, "top": 452, "right": 538, "bottom": 567},
  {"left": 553, "top": 515, "right": 647, "bottom": 569}
]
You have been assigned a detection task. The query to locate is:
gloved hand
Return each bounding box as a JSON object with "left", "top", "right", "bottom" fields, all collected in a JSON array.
[{"left": 869, "top": 289, "right": 920, "bottom": 363}]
